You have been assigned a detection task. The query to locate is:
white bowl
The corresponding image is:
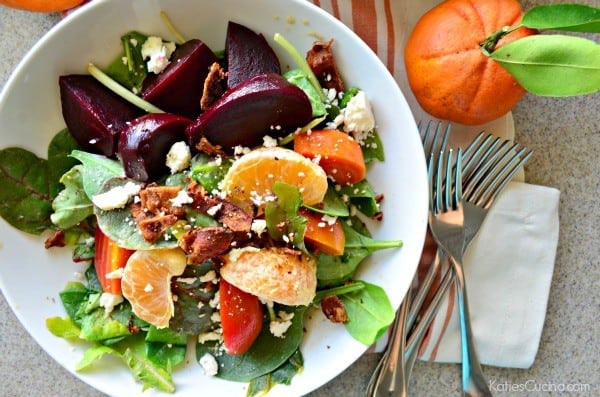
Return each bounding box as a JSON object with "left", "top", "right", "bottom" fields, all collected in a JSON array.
[{"left": 0, "top": 0, "right": 427, "bottom": 396}]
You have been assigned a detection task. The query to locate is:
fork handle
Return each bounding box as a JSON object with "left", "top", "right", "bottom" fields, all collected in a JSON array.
[{"left": 451, "top": 258, "right": 492, "bottom": 397}]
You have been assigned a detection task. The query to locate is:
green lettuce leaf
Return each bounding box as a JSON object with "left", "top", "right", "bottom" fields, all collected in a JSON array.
[{"left": 51, "top": 165, "right": 94, "bottom": 229}]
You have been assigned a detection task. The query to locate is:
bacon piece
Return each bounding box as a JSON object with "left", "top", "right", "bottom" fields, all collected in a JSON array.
[
  {"left": 45, "top": 229, "right": 66, "bottom": 249},
  {"left": 306, "top": 39, "right": 344, "bottom": 92},
  {"left": 201, "top": 62, "right": 227, "bottom": 111},
  {"left": 320, "top": 295, "right": 348, "bottom": 323},
  {"left": 179, "top": 226, "right": 235, "bottom": 264},
  {"left": 195, "top": 136, "right": 226, "bottom": 158},
  {"left": 137, "top": 213, "right": 179, "bottom": 243},
  {"left": 139, "top": 184, "right": 185, "bottom": 218}
]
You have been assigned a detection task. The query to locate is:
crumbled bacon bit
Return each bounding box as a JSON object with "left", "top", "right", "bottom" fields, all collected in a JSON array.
[
  {"left": 201, "top": 62, "right": 227, "bottom": 111},
  {"left": 320, "top": 295, "right": 348, "bottom": 323},
  {"left": 179, "top": 226, "right": 234, "bottom": 264},
  {"left": 137, "top": 214, "right": 178, "bottom": 243},
  {"left": 195, "top": 136, "right": 226, "bottom": 158},
  {"left": 371, "top": 212, "right": 383, "bottom": 221},
  {"left": 45, "top": 229, "right": 66, "bottom": 249},
  {"left": 306, "top": 39, "right": 344, "bottom": 92}
]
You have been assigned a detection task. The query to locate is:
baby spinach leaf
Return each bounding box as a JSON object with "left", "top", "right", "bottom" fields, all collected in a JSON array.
[
  {"left": 247, "top": 350, "right": 304, "bottom": 396},
  {"left": 146, "top": 326, "right": 188, "bottom": 345},
  {"left": 522, "top": 4, "right": 600, "bottom": 33},
  {"left": 106, "top": 31, "right": 149, "bottom": 93},
  {"left": 491, "top": 35, "right": 600, "bottom": 96},
  {"left": 190, "top": 153, "right": 231, "bottom": 193},
  {"left": 338, "top": 180, "right": 381, "bottom": 217},
  {"left": 284, "top": 69, "right": 327, "bottom": 117},
  {"left": 265, "top": 182, "right": 307, "bottom": 250},
  {"left": 145, "top": 342, "right": 186, "bottom": 369},
  {"left": 58, "top": 281, "right": 91, "bottom": 326},
  {"left": 48, "top": 129, "right": 81, "bottom": 195},
  {"left": 316, "top": 248, "right": 370, "bottom": 288},
  {"left": 361, "top": 128, "right": 385, "bottom": 163},
  {"left": 51, "top": 165, "right": 94, "bottom": 229},
  {"left": 170, "top": 261, "right": 218, "bottom": 334},
  {"left": 197, "top": 305, "right": 306, "bottom": 382},
  {"left": 304, "top": 186, "right": 349, "bottom": 217},
  {"left": 343, "top": 222, "right": 403, "bottom": 250},
  {"left": 70, "top": 150, "right": 124, "bottom": 198},
  {"left": 339, "top": 280, "right": 394, "bottom": 345}
]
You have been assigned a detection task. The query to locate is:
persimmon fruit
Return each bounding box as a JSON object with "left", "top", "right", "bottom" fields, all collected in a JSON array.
[
  {"left": 404, "top": 0, "right": 537, "bottom": 126},
  {"left": 0, "top": 0, "right": 84, "bottom": 12}
]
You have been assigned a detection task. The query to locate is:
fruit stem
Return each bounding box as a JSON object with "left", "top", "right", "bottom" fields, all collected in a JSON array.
[
  {"left": 160, "top": 11, "right": 186, "bottom": 44},
  {"left": 480, "top": 24, "right": 522, "bottom": 56}
]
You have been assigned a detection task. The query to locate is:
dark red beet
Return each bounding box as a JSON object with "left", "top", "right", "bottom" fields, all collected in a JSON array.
[
  {"left": 118, "top": 113, "right": 191, "bottom": 182},
  {"left": 142, "top": 39, "right": 218, "bottom": 119},
  {"left": 186, "top": 73, "right": 312, "bottom": 153},
  {"left": 226, "top": 21, "right": 281, "bottom": 89},
  {"left": 59, "top": 75, "right": 143, "bottom": 157}
]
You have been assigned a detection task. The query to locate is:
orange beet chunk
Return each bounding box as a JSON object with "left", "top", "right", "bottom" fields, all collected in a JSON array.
[
  {"left": 294, "top": 129, "right": 366, "bottom": 185},
  {"left": 300, "top": 208, "right": 345, "bottom": 256}
]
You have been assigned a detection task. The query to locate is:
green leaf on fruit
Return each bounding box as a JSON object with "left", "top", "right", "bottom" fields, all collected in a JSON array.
[
  {"left": 522, "top": 4, "right": 600, "bottom": 33},
  {"left": 491, "top": 35, "right": 600, "bottom": 96}
]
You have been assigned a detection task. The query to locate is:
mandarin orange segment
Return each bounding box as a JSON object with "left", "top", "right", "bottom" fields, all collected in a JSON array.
[
  {"left": 121, "top": 248, "right": 187, "bottom": 328},
  {"left": 221, "top": 147, "right": 328, "bottom": 207}
]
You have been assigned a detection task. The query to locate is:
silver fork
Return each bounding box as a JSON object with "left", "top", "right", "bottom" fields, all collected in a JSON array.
[
  {"left": 366, "top": 121, "right": 450, "bottom": 397},
  {"left": 428, "top": 148, "right": 493, "bottom": 397}
]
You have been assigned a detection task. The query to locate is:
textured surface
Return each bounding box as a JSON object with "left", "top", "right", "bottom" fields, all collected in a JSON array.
[{"left": 0, "top": 1, "right": 598, "bottom": 396}]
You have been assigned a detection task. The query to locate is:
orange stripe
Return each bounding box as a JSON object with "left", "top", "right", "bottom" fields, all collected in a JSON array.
[
  {"left": 351, "top": 0, "right": 378, "bottom": 53},
  {"left": 383, "top": 0, "right": 395, "bottom": 72},
  {"left": 331, "top": 0, "right": 341, "bottom": 20}
]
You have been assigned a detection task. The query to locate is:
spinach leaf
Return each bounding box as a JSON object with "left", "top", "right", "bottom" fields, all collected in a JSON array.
[
  {"left": 265, "top": 182, "right": 307, "bottom": 250},
  {"left": 70, "top": 150, "right": 124, "bottom": 198},
  {"left": 284, "top": 69, "right": 327, "bottom": 117},
  {"left": 190, "top": 153, "right": 231, "bottom": 193},
  {"left": 105, "top": 31, "right": 149, "bottom": 93},
  {"left": 361, "top": 128, "right": 385, "bottom": 163},
  {"left": 197, "top": 305, "right": 306, "bottom": 382},
  {"left": 58, "top": 281, "right": 90, "bottom": 327},
  {"left": 93, "top": 177, "right": 177, "bottom": 250},
  {"left": 48, "top": 129, "right": 81, "bottom": 196},
  {"left": 145, "top": 342, "right": 186, "bottom": 369},
  {"left": 339, "top": 280, "right": 394, "bottom": 345},
  {"left": 146, "top": 325, "right": 188, "bottom": 345},
  {"left": 51, "top": 165, "right": 94, "bottom": 229},
  {"left": 246, "top": 350, "right": 304, "bottom": 397},
  {"left": 338, "top": 180, "right": 380, "bottom": 217},
  {"left": 170, "top": 261, "right": 219, "bottom": 334},
  {"left": 304, "top": 186, "right": 349, "bottom": 217},
  {"left": 343, "top": 221, "right": 403, "bottom": 250}
]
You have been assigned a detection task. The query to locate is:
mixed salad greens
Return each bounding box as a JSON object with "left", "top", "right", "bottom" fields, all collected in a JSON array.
[{"left": 0, "top": 17, "right": 402, "bottom": 395}]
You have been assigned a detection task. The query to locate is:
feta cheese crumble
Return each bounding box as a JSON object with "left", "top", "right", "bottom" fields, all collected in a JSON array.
[
  {"left": 141, "top": 36, "right": 176, "bottom": 74},
  {"left": 199, "top": 352, "right": 219, "bottom": 376},
  {"left": 169, "top": 190, "right": 194, "bottom": 207},
  {"left": 269, "top": 310, "right": 295, "bottom": 338},
  {"left": 166, "top": 141, "right": 191, "bottom": 174},
  {"left": 342, "top": 91, "right": 375, "bottom": 141},
  {"left": 92, "top": 182, "right": 141, "bottom": 211},
  {"left": 99, "top": 292, "right": 123, "bottom": 315}
]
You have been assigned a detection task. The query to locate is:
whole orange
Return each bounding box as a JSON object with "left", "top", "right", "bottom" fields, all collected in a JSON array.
[
  {"left": 404, "top": 0, "right": 537, "bottom": 126},
  {"left": 0, "top": 0, "right": 84, "bottom": 12}
]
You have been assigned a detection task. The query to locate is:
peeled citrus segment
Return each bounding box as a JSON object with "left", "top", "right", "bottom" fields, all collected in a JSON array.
[
  {"left": 121, "top": 248, "right": 187, "bottom": 328},
  {"left": 220, "top": 246, "right": 317, "bottom": 306},
  {"left": 221, "top": 147, "right": 328, "bottom": 206}
]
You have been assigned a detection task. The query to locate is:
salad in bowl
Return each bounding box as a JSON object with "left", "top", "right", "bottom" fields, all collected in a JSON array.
[{"left": 0, "top": 1, "right": 427, "bottom": 396}]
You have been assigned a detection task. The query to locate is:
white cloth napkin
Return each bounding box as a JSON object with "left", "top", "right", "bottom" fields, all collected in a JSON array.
[{"left": 416, "top": 181, "right": 560, "bottom": 368}]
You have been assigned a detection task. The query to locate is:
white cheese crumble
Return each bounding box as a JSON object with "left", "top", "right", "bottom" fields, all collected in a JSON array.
[
  {"left": 92, "top": 182, "right": 141, "bottom": 211},
  {"left": 251, "top": 219, "right": 267, "bottom": 236},
  {"left": 144, "top": 283, "right": 154, "bottom": 293},
  {"left": 342, "top": 91, "right": 375, "bottom": 140},
  {"left": 166, "top": 141, "right": 191, "bottom": 174},
  {"left": 105, "top": 268, "right": 124, "bottom": 280},
  {"left": 269, "top": 310, "right": 295, "bottom": 338},
  {"left": 199, "top": 270, "right": 218, "bottom": 284},
  {"left": 99, "top": 292, "right": 123, "bottom": 315},
  {"left": 199, "top": 353, "right": 219, "bottom": 376},
  {"left": 262, "top": 135, "right": 278, "bottom": 148},
  {"left": 169, "top": 190, "right": 194, "bottom": 207},
  {"left": 141, "top": 36, "right": 176, "bottom": 74}
]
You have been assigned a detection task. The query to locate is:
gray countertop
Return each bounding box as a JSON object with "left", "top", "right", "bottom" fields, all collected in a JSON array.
[{"left": 1, "top": 2, "right": 598, "bottom": 396}]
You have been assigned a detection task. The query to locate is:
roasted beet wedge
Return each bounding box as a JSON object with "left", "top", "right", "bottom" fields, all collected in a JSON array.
[
  {"left": 226, "top": 21, "right": 281, "bottom": 89},
  {"left": 118, "top": 113, "right": 191, "bottom": 182},
  {"left": 186, "top": 73, "right": 312, "bottom": 153},
  {"left": 59, "top": 75, "right": 143, "bottom": 157},
  {"left": 142, "top": 39, "right": 218, "bottom": 119}
]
